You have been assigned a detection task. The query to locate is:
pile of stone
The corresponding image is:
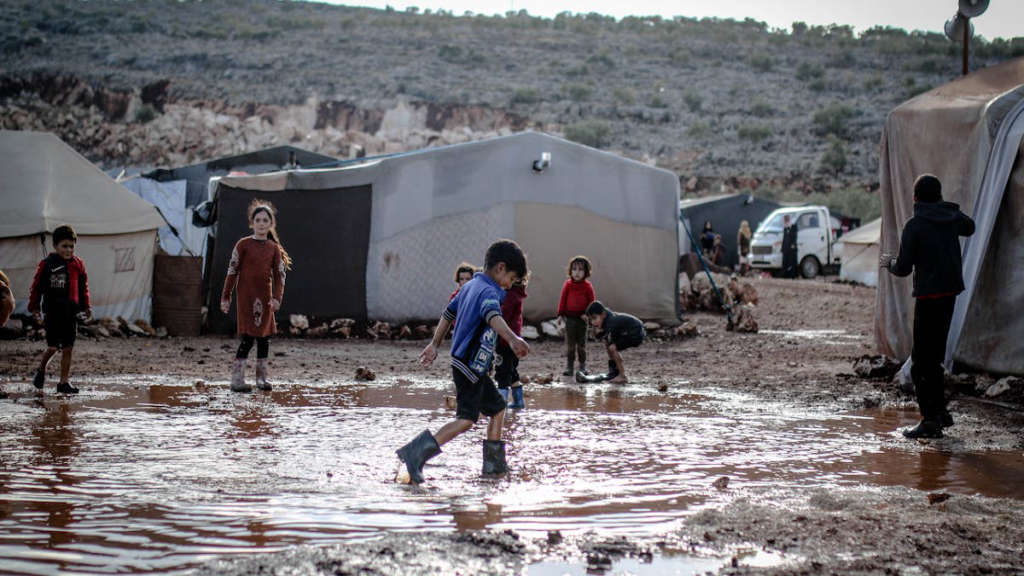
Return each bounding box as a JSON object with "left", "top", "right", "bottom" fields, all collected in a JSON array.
[
  {"left": 286, "top": 314, "right": 434, "bottom": 340},
  {"left": 0, "top": 315, "right": 169, "bottom": 340},
  {"left": 679, "top": 272, "right": 760, "bottom": 333}
]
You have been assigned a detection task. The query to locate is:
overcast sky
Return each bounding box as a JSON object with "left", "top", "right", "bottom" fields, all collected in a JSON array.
[{"left": 325, "top": 0, "right": 1022, "bottom": 40}]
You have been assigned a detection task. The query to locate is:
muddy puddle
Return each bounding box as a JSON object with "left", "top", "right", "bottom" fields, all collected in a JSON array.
[{"left": 1, "top": 375, "right": 1023, "bottom": 574}]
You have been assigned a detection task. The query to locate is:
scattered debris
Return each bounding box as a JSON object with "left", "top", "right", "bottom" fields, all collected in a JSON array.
[
  {"left": 928, "top": 492, "right": 951, "bottom": 505},
  {"left": 853, "top": 355, "right": 901, "bottom": 380},
  {"left": 657, "top": 382, "right": 669, "bottom": 392},
  {"left": 712, "top": 476, "right": 730, "bottom": 490},
  {"left": 354, "top": 367, "right": 376, "bottom": 381},
  {"left": 520, "top": 325, "right": 539, "bottom": 340},
  {"left": 728, "top": 304, "right": 758, "bottom": 333},
  {"left": 290, "top": 314, "right": 310, "bottom": 330},
  {"left": 540, "top": 318, "right": 562, "bottom": 338}
]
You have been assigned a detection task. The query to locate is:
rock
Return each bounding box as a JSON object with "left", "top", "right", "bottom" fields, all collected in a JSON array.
[
  {"left": 521, "top": 325, "right": 539, "bottom": 340},
  {"left": 547, "top": 530, "right": 563, "bottom": 545},
  {"left": 533, "top": 373, "right": 553, "bottom": 385},
  {"left": 354, "top": 366, "right": 376, "bottom": 381},
  {"left": 928, "top": 492, "right": 950, "bottom": 505},
  {"left": 643, "top": 321, "right": 661, "bottom": 331},
  {"left": 397, "top": 325, "right": 413, "bottom": 339},
  {"left": 155, "top": 326, "right": 168, "bottom": 338},
  {"left": 674, "top": 321, "right": 699, "bottom": 338},
  {"left": 712, "top": 476, "right": 729, "bottom": 490},
  {"left": 657, "top": 382, "right": 668, "bottom": 392},
  {"left": 333, "top": 326, "right": 351, "bottom": 338},
  {"left": 83, "top": 324, "right": 110, "bottom": 338},
  {"left": 134, "top": 319, "right": 156, "bottom": 336},
  {"left": 122, "top": 318, "right": 147, "bottom": 336},
  {"left": 730, "top": 305, "right": 758, "bottom": 333},
  {"left": 985, "top": 377, "right": 1018, "bottom": 398},
  {"left": 853, "top": 355, "right": 901, "bottom": 380},
  {"left": 541, "top": 319, "right": 562, "bottom": 338},
  {"left": 307, "top": 324, "right": 329, "bottom": 337},
  {"left": 99, "top": 317, "right": 123, "bottom": 336},
  {"left": 366, "top": 321, "right": 391, "bottom": 340},
  {"left": 330, "top": 318, "right": 355, "bottom": 330},
  {"left": 290, "top": 314, "right": 309, "bottom": 330},
  {"left": 414, "top": 324, "right": 433, "bottom": 339}
]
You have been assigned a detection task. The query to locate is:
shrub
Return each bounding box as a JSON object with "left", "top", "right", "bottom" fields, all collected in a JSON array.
[
  {"left": 796, "top": 62, "right": 824, "bottom": 81},
  {"left": 565, "top": 120, "right": 611, "bottom": 148},
  {"left": 819, "top": 135, "right": 847, "bottom": 175},
  {"left": 738, "top": 123, "right": 772, "bottom": 143},
  {"left": 750, "top": 54, "right": 774, "bottom": 72},
  {"left": 135, "top": 104, "right": 157, "bottom": 124},
  {"left": 511, "top": 88, "right": 540, "bottom": 105},
  {"left": 612, "top": 86, "right": 635, "bottom": 105},
  {"left": 649, "top": 94, "right": 668, "bottom": 108},
  {"left": 683, "top": 90, "right": 702, "bottom": 112},
  {"left": 564, "top": 83, "right": 592, "bottom": 102},
  {"left": 688, "top": 121, "right": 711, "bottom": 138},
  {"left": 750, "top": 101, "right": 774, "bottom": 117},
  {"left": 812, "top": 103, "right": 856, "bottom": 139}
]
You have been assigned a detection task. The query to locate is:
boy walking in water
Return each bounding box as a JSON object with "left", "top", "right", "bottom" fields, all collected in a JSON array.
[
  {"left": 28, "top": 225, "right": 91, "bottom": 394},
  {"left": 397, "top": 240, "right": 530, "bottom": 484},
  {"left": 881, "top": 174, "right": 975, "bottom": 439}
]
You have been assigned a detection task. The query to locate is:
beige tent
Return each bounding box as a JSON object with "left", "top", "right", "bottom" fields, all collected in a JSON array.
[
  {"left": 0, "top": 131, "right": 166, "bottom": 321},
  {"left": 836, "top": 218, "right": 880, "bottom": 287},
  {"left": 876, "top": 58, "right": 1024, "bottom": 375}
]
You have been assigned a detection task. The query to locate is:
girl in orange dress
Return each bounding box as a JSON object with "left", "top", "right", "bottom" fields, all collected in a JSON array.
[{"left": 221, "top": 200, "right": 291, "bottom": 392}]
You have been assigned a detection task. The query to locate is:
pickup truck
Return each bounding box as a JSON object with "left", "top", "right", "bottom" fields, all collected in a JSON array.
[{"left": 748, "top": 206, "right": 842, "bottom": 278}]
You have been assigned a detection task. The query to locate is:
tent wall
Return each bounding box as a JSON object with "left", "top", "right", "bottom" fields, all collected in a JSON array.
[
  {"left": 206, "top": 184, "right": 372, "bottom": 334},
  {"left": 121, "top": 178, "right": 207, "bottom": 258},
  {"left": 2, "top": 230, "right": 156, "bottom": 321},
  {"left": 679, "top": 195, "right": 781, "bottom": 269},
  {"left": 837, "top": 243, "right": 879, "bottom": 286}
]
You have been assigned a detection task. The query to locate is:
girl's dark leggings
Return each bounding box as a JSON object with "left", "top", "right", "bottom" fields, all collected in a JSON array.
[{"left": 236, "top": 335, "right": 269, "bottom": 359}]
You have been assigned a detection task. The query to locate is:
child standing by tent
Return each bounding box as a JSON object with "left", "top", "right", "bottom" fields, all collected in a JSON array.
[
  {"left": 28, "top": 225, "right": 91, "bottom": 394},
  {"left": 220, "top": 200, "right": 291, "bottom": 393},
  {"left": 396, "top": 239, "right": 529, "bottom": 485},
  {"left": 496, "top": 275, "right": 528, "bottom": 409},
  {"left": 881, "top": 174, "right": 975, "bottom": 439},
  {"left": 557, "top": 255, "right": 595, "bottom": 377}
]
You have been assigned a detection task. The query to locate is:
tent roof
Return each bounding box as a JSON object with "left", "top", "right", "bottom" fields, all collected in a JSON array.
[
  {"left": 836, "top": 217, "right": 880, "bottom": 245},
  {"left": 895, "top": 57, "right": 1024, "bottom": 113},
  {"left": 0, "top": 131, "right": 166, "bottom": 238},
  {"left": 679, "top": 194, "right": 735, "bottom": 210}
]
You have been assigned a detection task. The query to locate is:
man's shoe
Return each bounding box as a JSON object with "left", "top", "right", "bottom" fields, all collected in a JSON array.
[
  {"left": 56, "top": 381, "right": 79, "bottom": 394},
  {"left": 33, "top": 369, "right": 45, "bottom": 389},
  {"left": 902, "top": 420, "right": 943, "bottom": 439},
  {"left": 396, "top": 430, "right": 442, "bottom": 485},
  {"left": 940, "top": 409, "right": 954, "bottom": 428}
]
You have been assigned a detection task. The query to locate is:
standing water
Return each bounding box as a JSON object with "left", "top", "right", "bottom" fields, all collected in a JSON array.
[{"left": 1, "top": 375, "right": 1022, "bottom": 573}]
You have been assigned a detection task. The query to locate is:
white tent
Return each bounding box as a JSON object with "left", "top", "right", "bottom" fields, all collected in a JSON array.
[
  {"left": 0, "top": 131, "right": 166, "bottom": 321},
  {"left": 876, "top": 58, "right": 1024, "bottom": 375},
  {"left": 836, "top": 218, "right": 880, "bottom": 287},
  {"left": 206, "top": 131, "right": 680, "bottom": 330}
]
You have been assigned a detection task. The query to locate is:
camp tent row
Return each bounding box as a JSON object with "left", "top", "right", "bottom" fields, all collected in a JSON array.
[
  {"left": 205, "top": 131, "right": 681, "bottom": 332},
  {"left": 0, "top": 131, "right": 166, "bottom": 321},
  {"left": 877, "top": 56, "right": 1024, "bottom": 376}
]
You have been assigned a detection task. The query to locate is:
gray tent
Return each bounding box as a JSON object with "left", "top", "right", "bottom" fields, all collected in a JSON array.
[
  {"left": 877, "top": 57, "right": 1024, "bottom": 375},
  {"left": 206, "top": 132, "right": 680, "bottom": 331}
]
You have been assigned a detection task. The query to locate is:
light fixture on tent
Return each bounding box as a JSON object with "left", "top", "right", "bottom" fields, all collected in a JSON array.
[
  {"left": 532, "top": 152, "right": 551, "bottom": 172},
  {"left": 945, "top": 0, "right": 989, "bottom": 76}
]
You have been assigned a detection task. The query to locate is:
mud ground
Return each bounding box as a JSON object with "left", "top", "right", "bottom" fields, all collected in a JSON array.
[{"left": 3, "top": 276, "right": 1023, "bottom": 575}]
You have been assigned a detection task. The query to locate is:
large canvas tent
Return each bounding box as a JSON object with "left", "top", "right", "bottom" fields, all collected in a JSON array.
[
  {"left": 205, "top": 132, "right": 679, "bottom": 332},
  {"left": 836, "top": 218, "right": 880, "bottom": 287},
  {"left": 678, "top": 194, "right": 782, "bottom": 268},
  {"left": 0, "top": 131, "right": 166, "bottom": 320},
  {"left": 876, "top": 57, "right": 1024, "bottom": 375}
]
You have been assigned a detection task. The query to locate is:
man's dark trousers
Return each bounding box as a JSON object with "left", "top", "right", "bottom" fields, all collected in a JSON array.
[{"left": 911, "top": 295, "right": 956, "bottom": 423}]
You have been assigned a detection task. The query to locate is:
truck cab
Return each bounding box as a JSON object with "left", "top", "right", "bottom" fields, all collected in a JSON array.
[{"left": 748, "top": 206, "right": 841, "bottom": 278}]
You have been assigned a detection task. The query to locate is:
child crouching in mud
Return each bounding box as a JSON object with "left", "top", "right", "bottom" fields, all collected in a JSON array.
[{"left": 396, "top": 239, "right": 529, "bottom": 485}]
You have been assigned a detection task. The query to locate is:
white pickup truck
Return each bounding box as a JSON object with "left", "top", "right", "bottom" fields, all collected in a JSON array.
[{"left": 748, "top": 206, "right": 842, "bottom": 278}]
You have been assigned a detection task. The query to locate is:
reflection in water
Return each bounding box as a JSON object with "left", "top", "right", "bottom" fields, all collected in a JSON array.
[{"left": 0, "top": 376, "right": 1022, "bottom": 574}]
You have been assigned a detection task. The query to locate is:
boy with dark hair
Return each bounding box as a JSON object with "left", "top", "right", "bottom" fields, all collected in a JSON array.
[
  {"left": 579, "top": 300, "right": 645, "bottom": 384},
  {"left": 881, "top": 173, "right": 975, "bottom": 439},
  {"left": 397, "top": 239, "right": 530, "bottom": 484},
  {"left": 28, "top": 225, "right": 91, "bottom": 394}
]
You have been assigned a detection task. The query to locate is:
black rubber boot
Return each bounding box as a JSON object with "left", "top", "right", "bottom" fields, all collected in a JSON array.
[
  {"left": 56, "top": 381, "right": 79, "bottom": 394},
  {"left": 562, "top": 358, "right": 574, "bottom": 377},
  {"left": 396, "top": 430, "right": 441, "bottom": 485},
  {"left": 903, "top": 419, "right": 943, "bottom": 439},
  {"left": 605, "top": 359, "right": 620, "bottom": 381},
  {"left": 482, "top": 440, "right": 508, "bottom": 476},
  {"left": 33, "top": 369, "right": 45, "bottom": 389},
  {"left": 940, "top": 409, "right": 954, "bottom": 428}
]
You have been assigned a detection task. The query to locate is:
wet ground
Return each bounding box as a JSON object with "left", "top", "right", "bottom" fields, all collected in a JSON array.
[{"left": 2, "top": 277, "right": 1023, "bottom": 575}]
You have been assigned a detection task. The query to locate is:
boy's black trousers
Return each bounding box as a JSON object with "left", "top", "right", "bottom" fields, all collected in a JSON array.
[{"left": 910, "top": 295, "right": 956, "bottom": 422}]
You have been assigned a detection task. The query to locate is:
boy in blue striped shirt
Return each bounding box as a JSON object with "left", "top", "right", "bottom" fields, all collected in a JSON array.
[{"left": 396, "top": 240, "right": 530, "bottom": 485}]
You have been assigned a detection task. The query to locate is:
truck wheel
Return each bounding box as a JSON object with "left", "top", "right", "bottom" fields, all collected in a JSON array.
[{"left": 800, "top": 256, "right": 821, "bottom": 279}]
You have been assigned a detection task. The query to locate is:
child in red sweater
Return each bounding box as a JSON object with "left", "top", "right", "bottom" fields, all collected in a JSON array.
[
  {"left": 557, "top": 255, "right": 595, "bottom": 376},
  {"left": 496, "top": 276, "right": 528, "bottom": 409}
]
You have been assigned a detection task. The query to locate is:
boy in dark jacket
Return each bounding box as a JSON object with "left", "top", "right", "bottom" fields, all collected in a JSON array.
[
  {"left": 881, "top": 174, "right": 975, "bottom": 439},
  {"left": 582, "top": 301, "right": 645, "bottom": 384},
  {"left": 396, "top": 240, "right": 530, "bottom": 485},
  {"left": 28, "top": 225, "right": 92, "bottom": 394}
]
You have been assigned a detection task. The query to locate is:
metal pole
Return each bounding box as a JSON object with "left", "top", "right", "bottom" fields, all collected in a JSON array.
[{"left": 962, "top": 20, "right": 969, "bottom": 76}]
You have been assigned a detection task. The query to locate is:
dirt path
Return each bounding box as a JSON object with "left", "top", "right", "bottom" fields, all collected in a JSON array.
[{"left": 2, "top": 277, "right": 1022, "bottom": 575}]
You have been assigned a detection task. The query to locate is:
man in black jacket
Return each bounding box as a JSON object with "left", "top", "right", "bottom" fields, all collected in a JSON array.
[
  {"left": 781, "top": 214, "right": 799, "bottom": 278},
  {"left": 881, "top": 174, "right": 975, "bottom": 439}
]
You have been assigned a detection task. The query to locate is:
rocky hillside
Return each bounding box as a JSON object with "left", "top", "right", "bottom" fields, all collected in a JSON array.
[{"left": 3, "top": 0, "right": 1023, "bottom": 209}]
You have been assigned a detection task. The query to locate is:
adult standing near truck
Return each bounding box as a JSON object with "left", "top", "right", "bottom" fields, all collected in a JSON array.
[
  {"left": 880, "top": 174, "right": 975, "bottom": 439},
  {"left": 781, "top": 214, "right": 798, "bottom": 278}
]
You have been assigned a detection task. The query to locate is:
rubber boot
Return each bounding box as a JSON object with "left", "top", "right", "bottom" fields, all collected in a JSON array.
[
  {"left": 255, "top": 358, "right": 272, "bottom": 391},
  {"left": 940, "top": 408, "right": 954, "bottom": 428},
  {"left": 396, "top": 430, "right": 442, "bottom": 485},
  {"left": 482, "top": 440, "right": 508, "bottom": 476},
  {"left": 509, "top": 386, "right": 525, "bottom": 410},
  {"left": 56, "top": 381, "right": 79, "bottom": 394},
  {"left": 562, "top": 357, "right": 574, "bottom": 377},
  {"left": 230, "top": 358, "right": 251, "bottom": 393},
  {"left": 903, "top": 419, "right": 943, "bottom": 439},
  {"left": 605, "top": 359, "right": 620, "bottom": 381},
  {"left": 498, "top": 388, "right": 510, "bottom": 403},
  {"left": 33, "top": 369, "right": 45, "bottom": 389}
]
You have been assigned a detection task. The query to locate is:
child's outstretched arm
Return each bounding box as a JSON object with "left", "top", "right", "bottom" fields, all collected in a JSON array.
[
  {"left": 419, "top": 316, "right": 452, "bottom": 365},
  {"left": 489, "top": 315, "right": 529, "bottom": 359}
]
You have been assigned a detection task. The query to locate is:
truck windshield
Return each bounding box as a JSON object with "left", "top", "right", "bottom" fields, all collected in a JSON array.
[{"left": 758, "top": 214, "right": 786, "bottom": 233}]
